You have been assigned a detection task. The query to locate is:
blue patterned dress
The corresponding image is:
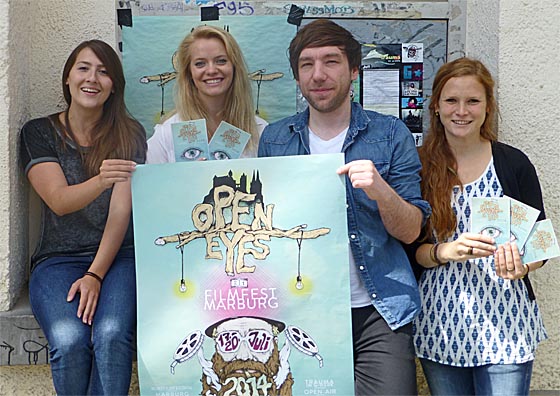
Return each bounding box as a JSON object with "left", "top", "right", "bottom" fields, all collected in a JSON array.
[{"left": 413, "top": 159, "right": 547, "bottom": 366}]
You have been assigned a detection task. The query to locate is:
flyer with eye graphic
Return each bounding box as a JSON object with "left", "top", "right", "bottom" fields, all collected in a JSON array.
[
  {"left": 508, "top": 196, "right": 541, "bottom": 250},
  {"left": 471, "top": 197, "right": 511, "bottom": 247},
  {"left": 172, "top": 119, "right": 210, "bottom": 162},
  {"left": 208, "top": 121, "right": 252, "bottom": 161},
  {"left": 131, "top": 154, "right": 355, "bottom": 396},
  {"left": 521, "top": 219, "right": 560, "bottom": 264}
]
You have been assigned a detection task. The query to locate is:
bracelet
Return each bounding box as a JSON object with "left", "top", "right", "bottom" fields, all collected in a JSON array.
[
  {"left": 432, "top": 243, "right": 446, "bottom": 266},
  {"left": 522, "top": 264, "right": 530, "bottom": 278},
  {"left": 84, "top": 271, "right": 103, "bottom": 284},
  {"left": 429, "top": 244, "right": 437, "bottom": 264}
]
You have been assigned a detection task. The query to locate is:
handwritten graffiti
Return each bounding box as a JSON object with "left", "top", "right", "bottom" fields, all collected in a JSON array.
[
  {"left": 184, "top": 0, "right": 213, "bottom": 4},
  {"left": 0, "top": 341, "right": 14, "bottom": 365},
  {"left": 283, "top": 3, "right": 355, "bottom": 16},
  {"left": 23, "top": 340, "right": 49, "bottom": 365},
  {"left": 215, "top": 1, "right": 254, "bottom": 16},
  {"left": 140, "top": 2, "right": 185, "bottom": 12}
]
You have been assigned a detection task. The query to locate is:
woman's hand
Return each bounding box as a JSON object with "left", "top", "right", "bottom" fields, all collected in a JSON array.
[
  {"left": 495, "top": 242, "right": 528, "bottom": 280},
  {"left": 438, "top": 232, "right": 496, "bottom": 262},
  {"left": 98, "top": 159, "right": 137, "bottom": 190},
  {"left": 66, "top": 275, "right": 101, "bottom": 325}
]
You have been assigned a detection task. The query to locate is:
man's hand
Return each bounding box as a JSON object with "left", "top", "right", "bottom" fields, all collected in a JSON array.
[{"left": 337, "top": 160, "right": 388, "bottom": 201}]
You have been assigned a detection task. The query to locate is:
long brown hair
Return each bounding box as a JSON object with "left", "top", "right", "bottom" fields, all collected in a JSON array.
[
  {"left": 175, "top": 26, "right": 258, "bottom": 154},
  {"left": 420, "top": 57, "right": 498, "bottom": 240},
  {"left": 54, "top": 40, "right": 146, "bottom": 177}
]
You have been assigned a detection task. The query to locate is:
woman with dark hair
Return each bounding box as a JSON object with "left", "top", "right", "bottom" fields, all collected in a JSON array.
[
  {"left": 20, "top": 40, "right": 146, "bottom": 395},
  {"left": 412, "top": 57, "right": 547, "bottom": 395},
  {"left": 147, "top": 25, "right": 266, "bottom": 162}
]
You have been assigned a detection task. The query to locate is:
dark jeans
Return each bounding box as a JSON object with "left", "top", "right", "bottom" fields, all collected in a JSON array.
[{"left": 352, "top": 305, "right": 417, "bottom": 395}]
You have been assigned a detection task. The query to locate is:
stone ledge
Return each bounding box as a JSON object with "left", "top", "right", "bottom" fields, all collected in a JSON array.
[{"left": 0, "top": 291, "right": 48, "bottom": 366}]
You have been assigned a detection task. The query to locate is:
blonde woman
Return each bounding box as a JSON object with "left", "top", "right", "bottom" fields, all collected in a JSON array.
[{"left": 147, "top": 25, "right": 266, "bottom": 162}]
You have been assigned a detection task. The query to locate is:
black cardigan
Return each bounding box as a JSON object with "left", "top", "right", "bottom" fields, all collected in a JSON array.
[{"left": 405, "top": 141, "right": 545, "bottom": 300}]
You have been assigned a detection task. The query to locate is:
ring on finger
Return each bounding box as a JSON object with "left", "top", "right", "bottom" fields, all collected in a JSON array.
[
  {"left": 506, "top": 267, "right": 515, "bottom": 272},
  {"left": 468, "top": 247, "right": 473, "bottom": 255}
]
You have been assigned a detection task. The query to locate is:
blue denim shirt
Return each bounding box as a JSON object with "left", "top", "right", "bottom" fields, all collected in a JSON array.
[{"left": 258, "top": 102, "right": 431, "bottom": 330}]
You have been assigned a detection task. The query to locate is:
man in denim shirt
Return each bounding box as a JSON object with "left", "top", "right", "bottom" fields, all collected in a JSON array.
[{"left": 258, "top": 20, "right": 430, "bottom": 395}]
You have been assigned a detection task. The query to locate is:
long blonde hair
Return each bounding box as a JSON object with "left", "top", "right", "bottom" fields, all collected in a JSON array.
[
  {"left": 175, "top": 26, "right": 258, "bottom": 154},
  {"left": 419, "top": 57, "right": 498, "bottom": 241}
]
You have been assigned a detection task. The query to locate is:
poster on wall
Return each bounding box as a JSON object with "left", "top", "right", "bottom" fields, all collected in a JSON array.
[
  {"left": 131, "top": 154, "right": 355, "bottom": 395},
  {"left": 358, "top": 42, "right": 424, "bottom": 146},
  {"left": 121, "top": 15, "right": 296, "bottom": 138}
]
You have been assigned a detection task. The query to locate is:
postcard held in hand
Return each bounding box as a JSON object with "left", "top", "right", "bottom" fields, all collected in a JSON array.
[
  {"left": 171, "top": 119, "right": 209, "bottom": 162},
  {"left": 507, "top": 196, "right": 541, "bottom": 249},
  {"left": 521, "top": 219, "right": 560, "bottom": 264},
  {"left": 470, "top": 197, "right": 510, "bottom": 246},
  {"left": 208, "top": 121, "right": 251, "bottom": 160}
]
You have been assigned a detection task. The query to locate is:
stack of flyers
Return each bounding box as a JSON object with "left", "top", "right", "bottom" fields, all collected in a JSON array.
[
  {"left": 471, "top": 196, "right": 560, "bottom": 263},
  {"left": 208, "top": 121, "right": 252, "bottom": 160},
  {"left": 171, "top": 119, "right": 209, "bottom": 162},
  {"left": 172, "top": 120, "right": 251, "bottom": 162}
]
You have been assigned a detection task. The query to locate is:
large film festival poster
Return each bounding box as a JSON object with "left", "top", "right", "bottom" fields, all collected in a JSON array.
[{"left": 131, "top": 154, "right": 355, "bottom": 395}]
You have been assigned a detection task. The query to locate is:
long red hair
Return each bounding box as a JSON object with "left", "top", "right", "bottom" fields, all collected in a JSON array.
[{"left": 419, "top": 58, "right": 498, "bottom": 240}]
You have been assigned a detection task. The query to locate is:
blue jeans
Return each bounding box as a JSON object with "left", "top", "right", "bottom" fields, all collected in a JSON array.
[
  {"left": 420, "top": 358, "right": 534, "bottom": 396},
  {"left": 29, "top": 250, "right": 136, "bottom": 395}
]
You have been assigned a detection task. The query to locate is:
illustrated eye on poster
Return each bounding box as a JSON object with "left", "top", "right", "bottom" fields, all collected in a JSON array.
[{"left": 132, "top": 154, "right": 355, "bottom": 395}]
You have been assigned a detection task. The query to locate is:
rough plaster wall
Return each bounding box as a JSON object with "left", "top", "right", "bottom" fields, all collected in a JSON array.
[
  {"left": 28, "top": 0, "right": 116, "bottom": 119},
  {"left": 0, "top": 0, "right": 117, "bottom": 391},
  {"left": 0, "top": 0, "right": 12, "bottom": 311},
  {"left": 469, "top": 0, "right": 560, "bottom": 390},
  {"left": 498, "top": 0, "right": 560, "bottom": 389},
  {"left": 465, "top": 0, "right": 499, "bottom": 78},
  {"left": 2, "top": 0, "right": 33, "bottom": 313},
  {"left": 0, "top": 0, "right": 30, "bottom": 312}
]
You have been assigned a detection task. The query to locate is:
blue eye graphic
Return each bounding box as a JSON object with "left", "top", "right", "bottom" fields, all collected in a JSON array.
[
  {"left": 211, "top": 150, "right": 230, "bottom": 161},
  {"left": 182, "top": 147, "right": 203, "bottom": 160},
  {"left": 480, "top": 226, "right": 502, "bottom": 239}
]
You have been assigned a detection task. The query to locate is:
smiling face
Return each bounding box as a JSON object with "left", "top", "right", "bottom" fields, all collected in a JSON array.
[
  {"left": 296, "top": 46, "right": 358, "bottom": 114},
  {"left": 436, "top": 75, "right": 488, "bottom": 141},
  {"left": 66, "top": 47, "right": 113, "bottom": 112},
  {"left": 189, "top": 37, "right": 234, "bottom": 106}
]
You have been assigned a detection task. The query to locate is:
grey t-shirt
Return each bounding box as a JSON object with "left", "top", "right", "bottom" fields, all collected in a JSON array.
[{"left": 19, "top": 116, "right": 144, "bottom": 270}]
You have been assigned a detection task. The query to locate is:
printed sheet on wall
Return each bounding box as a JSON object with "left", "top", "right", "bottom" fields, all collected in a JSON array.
[{"left": 131, "top": 154, "right": 355, "bottom": 395}]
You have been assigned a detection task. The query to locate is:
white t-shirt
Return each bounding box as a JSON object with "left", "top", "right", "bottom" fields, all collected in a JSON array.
[
  {"left": 308, "top": 127, "right": 372, "bottom": 308},
  {"left": 146, "top": 114, "right": 268, "bottom": 163}
]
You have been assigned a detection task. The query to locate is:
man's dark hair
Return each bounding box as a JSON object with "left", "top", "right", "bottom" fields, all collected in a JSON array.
[{"left": 288, "top": 19, "right": 361, "bottom": 80}]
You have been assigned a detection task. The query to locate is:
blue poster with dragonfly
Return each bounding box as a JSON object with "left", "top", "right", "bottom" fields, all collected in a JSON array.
[{"left": 131, "top": 154, "right": 354, "bottom": 395}]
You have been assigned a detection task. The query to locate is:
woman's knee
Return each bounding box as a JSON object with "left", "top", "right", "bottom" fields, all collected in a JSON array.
[
  {"left": 92, "top": 317, "right": 134, "bottom": 351},
  {"left": 47, "top": 319, "right": 91, "bottom": 357}
]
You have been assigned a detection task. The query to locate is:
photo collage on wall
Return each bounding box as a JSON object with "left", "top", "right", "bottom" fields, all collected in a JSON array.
[{"left": 358, "top": 43, "right": 424, "bottom": 146}]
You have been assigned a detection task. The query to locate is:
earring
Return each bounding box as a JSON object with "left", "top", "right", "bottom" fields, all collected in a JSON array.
[{"left": 435, "top": 111, "right": 440, "bottom": 117}]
